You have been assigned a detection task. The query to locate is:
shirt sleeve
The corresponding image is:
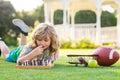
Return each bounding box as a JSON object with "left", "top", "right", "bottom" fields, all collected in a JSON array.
[
  {"left": 51, "top": 52, "right": 59, "bottom": 61},
  {"left": 22, "top": 47, "right": 32, "bottom": 54},
  {"left": 18, "top": 47, "right": 32, "bottom": 58}
]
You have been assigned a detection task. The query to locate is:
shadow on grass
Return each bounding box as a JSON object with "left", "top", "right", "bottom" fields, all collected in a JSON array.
[
  {"left": 53, "top": 63, "right": 88, "bottom": 69},
  {"left": 1, "top": 56, "right": 120, "bottom": 70},
  {"left": 53, "top": 62, "right": 120, "bottom": 70}
]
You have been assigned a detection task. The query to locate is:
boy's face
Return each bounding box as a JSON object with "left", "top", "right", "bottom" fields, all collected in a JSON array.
[{"left": 36, "top": 36, "right": 51, "bottom": 50}]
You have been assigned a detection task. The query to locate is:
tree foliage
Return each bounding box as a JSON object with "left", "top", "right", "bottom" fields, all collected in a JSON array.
[
  {"left": 0, "top": 1, "right": 17, "bottom": 45},
  {"left": 101, "top": 11, "right": 117, "bottom": 27},
  {"left": 34, "top": 4, "right": 44, "bottom": 23},
  {"left": 16, "top": 11, "right": 36, "bottom": 27},
  {"left": 53, "top": 9, "right": 117, "bottom": 27},
  {"left": 75, "top": 10, "right": 96, "bottom": 23},
  {"left": 54, "top": 9, "right": 63, "bottom": 24}
]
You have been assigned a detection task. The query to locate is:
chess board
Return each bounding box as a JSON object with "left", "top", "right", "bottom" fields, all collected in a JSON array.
[{"left": 16, "top": 58, "right": 54, "bottom": 69}]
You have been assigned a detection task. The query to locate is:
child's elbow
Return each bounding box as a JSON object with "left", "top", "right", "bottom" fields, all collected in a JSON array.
[
  {"left": 17, "top": 58, "right": 20, "bottom": 63},
  {"left": 17, "top": 58, "right": 23, "bottom": 64}
]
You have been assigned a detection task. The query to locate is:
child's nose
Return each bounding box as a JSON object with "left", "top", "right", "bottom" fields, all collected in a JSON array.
[{"left": 40, "top": 40, "right": 45, "bottom": 44}]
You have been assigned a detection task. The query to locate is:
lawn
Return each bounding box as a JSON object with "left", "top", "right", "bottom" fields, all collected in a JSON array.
[{"left": 0, "top": 49, "right": 120, "bottom": 80}]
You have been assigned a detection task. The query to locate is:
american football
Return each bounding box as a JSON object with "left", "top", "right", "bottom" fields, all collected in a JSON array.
[{"left": 93, "top": 47, "right": 119, "bottom": 66}]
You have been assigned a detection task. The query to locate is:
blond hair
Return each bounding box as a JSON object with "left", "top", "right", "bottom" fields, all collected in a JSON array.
[{"left": 28, "top": 23, "right": 59, "bottom": 53}]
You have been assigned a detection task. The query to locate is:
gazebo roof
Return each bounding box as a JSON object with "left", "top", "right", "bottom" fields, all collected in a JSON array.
[{"left": 44, "top": 0, "right": 119, "bottom": 12}]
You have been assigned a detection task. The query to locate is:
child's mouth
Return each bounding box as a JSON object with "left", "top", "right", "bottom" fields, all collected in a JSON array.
[{"left": 39, "top": 45, "right": 44, "bottom": 48}]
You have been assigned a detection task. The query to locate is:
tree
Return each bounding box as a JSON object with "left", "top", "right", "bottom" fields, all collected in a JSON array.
[
  {"left": 34, "top": 4, "right": 44, "bottom": 23},
  {"left": 54, "top": 9, "right": 63, "bottom": 24},
  {"left": 16, "top": 11, "right": 36, "bottom": 27},
  {"left": 0, "top": 1, "right": 17, "bottom": 46},
  {"left": 75, "top": 10, "right": 96, "bottom": 24},
  {"left": 101, "top": 11, "right": 117, "bottom": 27}
]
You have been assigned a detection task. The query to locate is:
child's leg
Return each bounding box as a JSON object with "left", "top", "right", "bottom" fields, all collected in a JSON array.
[
  {"left": 20, "top": 34, "right": 27, "bottom": 45},
  {"left": 0, "top": 50, "right": 1, "bottom": 56},
  {"left": 12, "top": 19, "right": 30, "bottom": 45},
  {"left": 0, "top": 40, "right": 10, "bottom": 59},
  {"left": 12, "top": 19, "right": 30, "bottom": 36}
]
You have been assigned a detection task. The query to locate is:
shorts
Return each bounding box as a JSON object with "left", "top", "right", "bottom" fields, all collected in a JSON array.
[{"left": 6, "top": 46, "right": 24, "bottom": 62}]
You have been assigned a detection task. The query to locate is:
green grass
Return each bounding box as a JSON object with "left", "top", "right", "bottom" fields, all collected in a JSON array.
[{"left": 0, "top": 49, "right": 120, "bottom": 80}]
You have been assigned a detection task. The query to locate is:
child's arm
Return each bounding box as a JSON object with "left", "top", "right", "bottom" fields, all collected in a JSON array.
[{"left": 17, "top": 46, "right": 43, "bottom": 63}]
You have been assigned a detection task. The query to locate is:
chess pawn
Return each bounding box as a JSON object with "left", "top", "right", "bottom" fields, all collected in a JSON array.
[
  {"left": 37, "top": 60, "right": 41, "bottom": 66},
  {"left": 48, "top": 60, "right": 52, "bottom": 66},
  {"left": 40, "top": 60, "right": 42, "bottom": 65},
  {"left": 31, "top": 59, "right": 35, "bottom": 66},
  {"left": 34, "top": 58, "right": 38, "bottom": 66},
  {"left": 24, "top": 60, "right": 29, "bottom": 66},
  {"left": 45, "top": 60, "right": 48, "bottom": 66},
  {"left": 33, "top": 59, "right": 36, "bottom": 66},
  {"left": 24, "top": 61, "right": 26, "bottom": 66},
  {"left": 18, "top": 61, "right": 22, "bottom": 66},
  {"left": 28, "top": 60, "right": 32, "bottom": 66},
  {"left": 42, "top": 59, "right": 45, "bottom": 66}
]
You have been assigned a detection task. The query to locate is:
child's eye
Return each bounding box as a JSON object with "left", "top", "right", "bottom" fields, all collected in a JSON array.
[
  {"left": 44, "top": 39, "right": 49, "bottom": 42},
  {"left": 37, "top": 39, "right": 42, "bottom": 41}
]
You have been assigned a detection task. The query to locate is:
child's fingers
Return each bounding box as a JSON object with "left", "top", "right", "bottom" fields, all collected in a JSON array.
[
  {"left": 38, "top": 46, "right": 43, "bottom": 52},
  {"left": 38, "top": 46, "right": 43, "bottom": 49}
]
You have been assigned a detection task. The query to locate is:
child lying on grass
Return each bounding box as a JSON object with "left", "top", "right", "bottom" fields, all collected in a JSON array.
[{"left": 0, "top": 19, "right": 60, "bottom": 64}]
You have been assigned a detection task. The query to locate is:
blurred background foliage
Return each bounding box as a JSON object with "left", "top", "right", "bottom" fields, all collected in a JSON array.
[{"left": 0, "top": 1, "right": 117, "bottom": 47}]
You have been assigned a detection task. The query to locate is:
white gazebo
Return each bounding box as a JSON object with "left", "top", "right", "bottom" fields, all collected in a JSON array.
[{"left": 43, "top": 0, "right": 120, "bottom": 47}]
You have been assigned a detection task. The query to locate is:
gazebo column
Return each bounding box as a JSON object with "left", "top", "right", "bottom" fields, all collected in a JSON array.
[
  {"left": 67, "top": 11, "right": 70, "bottom": 25},
  {"left": 96, "top": 1, "right": 102, "bottom": 44},
  {"left": 44, "top": 2, "right": 50, "bottom": 23},
  {"left": 117, "top": 8, "right": 120, "bottom": 47},
  {"left": 62, "top": 0, "right": 68, "bottom": 37},
  {"left": 70, "top": 11, "right": 75, "bottom": 41},
  {"left": 50, "top": 9, "right": 54, "bottom": 25}
]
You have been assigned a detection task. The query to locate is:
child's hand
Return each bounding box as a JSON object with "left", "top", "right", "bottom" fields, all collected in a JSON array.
[
  {"left": 39, "top": 46, "right": 44, "bottom": 52},
  {"left": 17, "top": 46, "right": 44, "bottom": 63},
  {"left": 36, "top": 46, "right": 44, "bottom": 54}
]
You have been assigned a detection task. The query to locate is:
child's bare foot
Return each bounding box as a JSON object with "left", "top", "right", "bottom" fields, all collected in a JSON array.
[
  {"left": 12, "top": 19, "right": 30, "bottom": 36},
  {"left": 0, "top": 37, "right": 3, "bottom": 41},
  {"left": 0, "top": 50, "right": 1, "bottom": 56},
  {"left": 0, "top": 37, "right": 2, "bottom": 56}
]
